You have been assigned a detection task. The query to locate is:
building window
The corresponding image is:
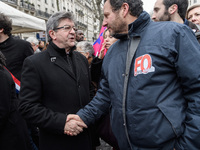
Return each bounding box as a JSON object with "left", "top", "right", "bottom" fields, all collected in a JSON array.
[
  {"left": 51, "top": 0, "right": 54, "bottom": 7},
  {"left": 194, "top": 0, "right": 197, "bottom": 3}
]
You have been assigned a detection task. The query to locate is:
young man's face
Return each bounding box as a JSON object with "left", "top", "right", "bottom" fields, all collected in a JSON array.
[
  {"left": 102, "top": 0, "right": 127, "bottom": 36},
  {"left": 152, "top": 0, "right": 171, "bottom": 21},
  {"left": 188, "top": 7, "right": 200, "bottom": 25}
]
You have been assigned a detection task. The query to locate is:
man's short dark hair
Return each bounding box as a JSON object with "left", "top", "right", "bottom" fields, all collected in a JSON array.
[
  {"left": 0, "top": 13, "right": 12, "bottom": 36},
  {"left": 163, "top": 0, "right": 188, "bottom": 21},
  {"left": 104, "top": 0, "right": 143, "bottom": 17}
]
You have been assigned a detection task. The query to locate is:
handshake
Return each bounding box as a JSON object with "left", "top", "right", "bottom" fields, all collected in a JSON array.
[{"left": 64, "top": 114, "right": 87, "bottom": 136}]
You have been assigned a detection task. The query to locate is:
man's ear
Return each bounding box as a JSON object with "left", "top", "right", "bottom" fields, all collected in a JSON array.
[
  {"left": 168, "top": 4, "right": 178, "bottom": 15},
  {"left": 85, "top": 52, "right": 90, "bottom": 59},
  {"left": 49, "top": 30, "right": 56, "bottom": 40},
  {"left": 0, "top": 28, "right": 4, "bottom": 33},
  {"left": 121, "top": 3, "right": 129, "bottom": 18}
]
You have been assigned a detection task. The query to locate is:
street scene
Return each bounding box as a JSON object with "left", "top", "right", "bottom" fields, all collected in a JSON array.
[{"left": 0, "top": 0, "right": 200, "bottom": 150}]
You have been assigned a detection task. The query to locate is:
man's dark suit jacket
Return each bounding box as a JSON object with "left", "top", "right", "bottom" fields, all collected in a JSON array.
[{"left": 19, "top": 42, "right": 94, "bottom": 150}]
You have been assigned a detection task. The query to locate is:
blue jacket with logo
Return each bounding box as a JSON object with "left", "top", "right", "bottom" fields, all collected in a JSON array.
[{"left": 77, "top": 11, "right": 200, "bottom": 150}]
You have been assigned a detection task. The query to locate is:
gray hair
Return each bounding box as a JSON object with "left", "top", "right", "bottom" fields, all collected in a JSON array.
[
  {"left": 26, "top": 37, "right": 39, "bottom": 45},
  {"left": 46, "top": 11, "right": 76, "bottom": 41},
  {"left": 76, "top": 41, "right": 94, "bottom": 57}
]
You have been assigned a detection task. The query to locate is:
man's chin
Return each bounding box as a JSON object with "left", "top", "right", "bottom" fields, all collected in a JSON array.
[{"left": 70, "top": 42, "right": 75, "bottom": 47}]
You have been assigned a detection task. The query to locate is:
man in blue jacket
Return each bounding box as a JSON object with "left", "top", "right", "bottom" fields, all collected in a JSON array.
[{"left": 66, "top": 0, "right": 200, "bottom": 149}]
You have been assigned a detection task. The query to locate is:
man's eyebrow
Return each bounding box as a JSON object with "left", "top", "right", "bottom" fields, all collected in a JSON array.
[{"left": 153, "top": 7, "right": 160, "bottom": 11}]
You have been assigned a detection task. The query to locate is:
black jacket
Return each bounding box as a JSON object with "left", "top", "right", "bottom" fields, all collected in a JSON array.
[
  {"left": 19, "top": 42, "right": 94, "bottom": 150},
  {"left": 0, "top": 36, "right": 33, "bottom": 81}
]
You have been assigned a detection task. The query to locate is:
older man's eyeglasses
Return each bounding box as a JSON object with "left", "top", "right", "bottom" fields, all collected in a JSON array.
[{"left": 53, "top": 25, "right": 77, "bottom": 32}]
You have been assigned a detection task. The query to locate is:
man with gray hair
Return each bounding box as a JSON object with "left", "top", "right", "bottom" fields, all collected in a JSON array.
[
  {"left": 76, "top": 41, "right": 94, "bottom": 65},
  {"left": 26, "top": 37, "right": 41, "bottom": 54},
  {"left": 18, "top": 11, "right": 95, "bottom": 150}
]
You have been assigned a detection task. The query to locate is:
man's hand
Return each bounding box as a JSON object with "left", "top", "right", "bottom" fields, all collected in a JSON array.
[{"left": 64, "top": 114, "right": 87, "bottom": 136}]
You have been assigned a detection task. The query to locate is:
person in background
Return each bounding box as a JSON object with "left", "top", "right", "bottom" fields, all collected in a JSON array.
[
  {"left": 103, "top": 28, "right": 118, "bottom": 54},
  {"left": 186, "top": 4, "right": 200, "bottom": 26},
  {"left": 91, "top": 28, "right": 118, "bottom": 86},
  {"left": 0, "top": 51, "right": 31, "bottom": 150},
  {"left": 18, "top": 11, "right": 95, "bottom": 150},
  {"left": 93, "top": 28, "right": 119, "bottom": 150},
  {"left": 38, "top": 40, "right": 45, "bottom": 51},
  {"left": 76, "top": 41, "right": 94, "bottom": 65},
  {"left": 0, "top": 13, "right": 33, "bottom": 82},
  {"left": 66, "top": 0, "right": 200, "bottom": 149},
  {"left": 76, "top": 29, "right": 84, "bottom": 42},
  {"left": 26, "top": 37, "right": 41, "bottom": 54},
  {"left": 152, "top": 0, "right": 199, "bottom": 32},
  {"left": 42, "top": 42, "right": 49, "bottom": 51},
  {"left": 152, "top": 0, "right": 200, "bottom": 43}
]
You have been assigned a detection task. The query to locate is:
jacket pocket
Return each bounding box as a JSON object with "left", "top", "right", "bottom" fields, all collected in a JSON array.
[{"left": 157, "top": 101, "right": 185, "bottom": 137}]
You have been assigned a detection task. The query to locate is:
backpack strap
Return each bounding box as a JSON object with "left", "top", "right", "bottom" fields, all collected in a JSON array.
[{"left": 122, "top": 36, "right": 140, "bottom": 149}]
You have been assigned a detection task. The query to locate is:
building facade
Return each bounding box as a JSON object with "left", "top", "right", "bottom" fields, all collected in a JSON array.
[
  {"left": 0, "top": 0, "right": 100, "bottom": 42},
  {"left": 188, "top": 0, "right": 200, "bottom": 6}
]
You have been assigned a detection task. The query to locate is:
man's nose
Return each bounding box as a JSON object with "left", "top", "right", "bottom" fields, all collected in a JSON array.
[
  {"left": 70, "top": 28, "right": 76, "bottom": 34},
  {"left": 102, "top": 18, "right": 107, "bottom": 27},
  {"left": 151, "top": 13, "right": 156, "bottom": 21}
]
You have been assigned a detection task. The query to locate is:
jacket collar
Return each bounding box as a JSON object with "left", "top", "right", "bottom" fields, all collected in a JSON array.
[
  {"left": 0, "top": 36, "right": 13, "bottom": 48},
  {"left": 49, "top": 41, "right": 76, "bottom": 57},
  {"left": 128, "top": 11, "right": 151, "bottom": 38},
  {"left": 47, "top": 42, "right": 77, "bottom": 81}
]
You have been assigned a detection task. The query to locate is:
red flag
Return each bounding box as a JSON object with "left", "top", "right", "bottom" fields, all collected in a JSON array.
[{"left": 93, "top": 26, "right": 107, "bottom": 56}]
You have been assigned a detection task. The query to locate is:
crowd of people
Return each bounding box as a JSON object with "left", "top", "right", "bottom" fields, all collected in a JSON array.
[{"left": 0, "top": 0, "right": 200, "bottom": 150}]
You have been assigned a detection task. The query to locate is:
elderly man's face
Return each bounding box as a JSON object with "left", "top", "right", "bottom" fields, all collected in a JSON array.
[{"left": 50, "top": 18, "right": 76, "bottom": 50}]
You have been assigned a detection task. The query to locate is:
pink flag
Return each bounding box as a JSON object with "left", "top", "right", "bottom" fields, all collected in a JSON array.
[{"left": 93, "top": 26, "right": 107, "bottom": 56}]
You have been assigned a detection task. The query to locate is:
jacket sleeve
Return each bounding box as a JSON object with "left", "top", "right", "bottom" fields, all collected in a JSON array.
[
  {"left": 18, "top": 58, "right": 67, "bottom": 135},
  {"left": 175, "top": 26, "right": 200, "bottom": 149},
  {"left": 77, "top": 66, "right": 110, "bottom": 125}
]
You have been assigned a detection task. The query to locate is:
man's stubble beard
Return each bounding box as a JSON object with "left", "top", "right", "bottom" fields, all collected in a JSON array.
[
  {"left": 110, "top": 15, "right": 127, "bottom": 36},
  {"left": 159, "top": 10, "right": 171, "bottom": 21}
]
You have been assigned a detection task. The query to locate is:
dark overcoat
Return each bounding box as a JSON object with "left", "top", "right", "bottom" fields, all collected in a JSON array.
[{"left": 19, "top": 42, "right": 93, "bottom": 150}]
